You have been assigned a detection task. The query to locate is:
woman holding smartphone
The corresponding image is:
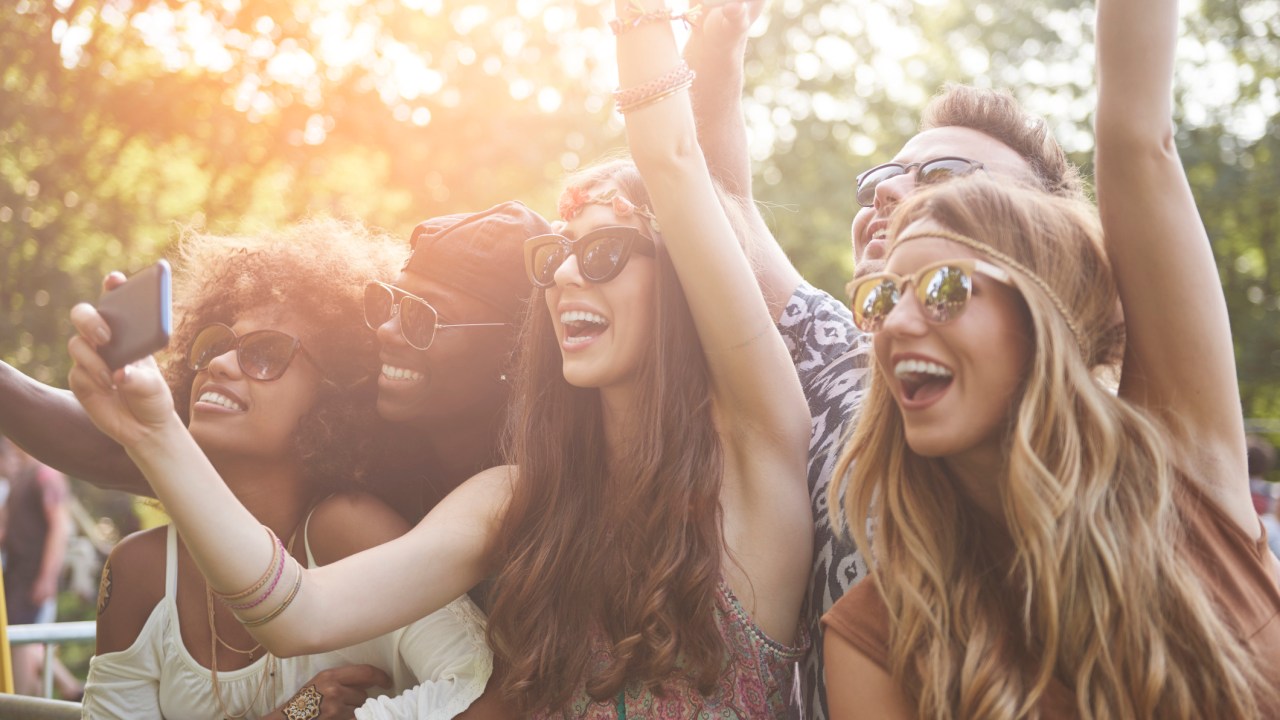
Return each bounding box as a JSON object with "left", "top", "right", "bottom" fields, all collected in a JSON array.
[
  {"left": 81, "top": 220, "right": 492, "bottom": 720},
  {"left": 66, "top": 1, "right": 812, "bottom": 715}
]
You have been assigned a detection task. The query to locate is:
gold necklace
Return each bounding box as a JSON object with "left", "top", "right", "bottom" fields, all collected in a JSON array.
[{"left": 207, "top": 585, "right": 275, "bottom": 719}]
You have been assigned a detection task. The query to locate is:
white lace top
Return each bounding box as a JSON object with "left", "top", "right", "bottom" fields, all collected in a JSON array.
[{"left": 82, "top": 524, "right": 492, "bottom": 720}]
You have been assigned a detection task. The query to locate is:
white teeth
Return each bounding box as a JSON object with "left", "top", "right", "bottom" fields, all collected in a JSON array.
[
  {"left": 381, "top": 364, "right": 424, "bottom": 381},
  {"left": 872, "top": 229, "right": 888, "bottom": 240},
  {"left": 198, "top": 391, "right": 246, "bottom": 411},
  {"left": 893, "top": 359, "right": 953, "bottom": 379},
  {"left": 560, "top": 310, "right": 609, "bottom": 327}
]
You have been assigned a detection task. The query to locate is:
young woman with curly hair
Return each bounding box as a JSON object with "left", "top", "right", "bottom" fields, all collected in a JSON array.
[
  {"left": 82, "top": 219, "right": 493, "bottom": 719},
  {"left": 65, "top": 1, "right": 812, "bottom": 715},
  {"left": 822, "top": 0, "right": 1280, "bottom": 716}
]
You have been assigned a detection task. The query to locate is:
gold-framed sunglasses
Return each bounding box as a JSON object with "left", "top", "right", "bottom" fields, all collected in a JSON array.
[
  {"left": 363, "top": 281, "right": 510, "bottom": 351},
  {"left": 847, "top": 258, "right": 1012, "bottom": 332}
]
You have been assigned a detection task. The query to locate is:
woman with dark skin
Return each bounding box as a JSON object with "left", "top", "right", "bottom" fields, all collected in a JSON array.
[{"left": 83, "top": 220, "right": 493, "bottom": 720}]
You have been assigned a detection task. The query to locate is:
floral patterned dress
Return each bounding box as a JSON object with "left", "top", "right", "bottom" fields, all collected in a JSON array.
[{"left": 533, "top": 581, "right": 807, "bottom": 719}]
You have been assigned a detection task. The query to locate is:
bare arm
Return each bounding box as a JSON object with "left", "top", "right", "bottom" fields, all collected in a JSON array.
[
  {"left": 1095, "top": 0, "right": 1254, "bottom": 531},
  {"left": 616, "top": 2, "right": 811, "bottom": 641},
  {"left": 0, "top": 361, "right": 145, "bottom": 493},
  {"left": 824, "top": 633, "right": 913, "bottom": 720},
  {"left": 686, "top": 0, "right": 803, "bottom": 319},
  {"left": 67, "top": 303, "right": 505, "bottom": 657}
]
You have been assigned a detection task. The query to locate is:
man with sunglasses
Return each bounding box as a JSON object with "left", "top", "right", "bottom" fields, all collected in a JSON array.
[{"left": 684, "top": 6, "right": 1086, "bottom": 718}]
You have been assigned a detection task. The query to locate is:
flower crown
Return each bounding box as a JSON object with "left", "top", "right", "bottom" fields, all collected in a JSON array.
[{"left": 557, "top": 186, "right": 661, "bottom": 236}]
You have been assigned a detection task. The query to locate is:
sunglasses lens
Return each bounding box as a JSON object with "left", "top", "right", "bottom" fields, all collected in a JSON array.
[
  {"left": 188, "top": 325, "right": 236, "bottom": 371},
  {"left": 918, "top": 159, "right": 978, "bottom": 185},
  {"left": 238, "top": 332, "right": 298, "bottom": 380},
  {"left": 856, "top": 165, "right": 905, "bottom": 207},
  {"left": 528, "top": 240, "right": 568, "bottom": 287},
  {"left": 363, "top": 283, "right": 394, "bottom": 330},
  {"left": 398, "top": 298, "right": 438, "bottom": 349},
  {"left": 581, "top": 233, "right": 630, "bottom": 282},
  {"left": 919, "top": 265, "right": 973, "bottom": 323},
  {"left": 851, "top": 278, "right": 900, "bottom": 332}
]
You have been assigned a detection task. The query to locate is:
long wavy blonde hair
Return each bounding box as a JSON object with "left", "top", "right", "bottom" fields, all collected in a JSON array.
[{"left": 830, "top": 176, "right": 1266, "bottom": 719}]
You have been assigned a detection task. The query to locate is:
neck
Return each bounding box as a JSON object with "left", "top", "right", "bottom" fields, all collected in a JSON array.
[
  {"left": 402, "top": 402, "right": 506, "bottom": 493},
  {"left": 207, "top": 452, "right": 314, "bottom": 540},
  {"left": 943, "top": 441, "right": 1008, "bottom": 521},
  {"left": 598, "top": 381, "right": 642, "bottom": 458}
]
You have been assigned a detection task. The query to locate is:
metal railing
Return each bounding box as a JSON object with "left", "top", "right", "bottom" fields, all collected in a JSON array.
[{"left": 7, "top": 621, "right": 95, "bottom": 701}]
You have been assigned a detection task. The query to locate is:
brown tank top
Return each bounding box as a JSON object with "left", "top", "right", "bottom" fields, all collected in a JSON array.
[{"left": 822, "top": 477, "right": 1280, "bottom": 716}]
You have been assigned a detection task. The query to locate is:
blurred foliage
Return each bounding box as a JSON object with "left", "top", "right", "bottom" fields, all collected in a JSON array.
[{"left": 1, "top": 0, "right": 1277, "bottom": 423}]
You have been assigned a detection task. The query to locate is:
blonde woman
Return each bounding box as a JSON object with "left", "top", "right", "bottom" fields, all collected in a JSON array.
[{"left": 822, "top": 0, "right": 1280, "bottom": 716}]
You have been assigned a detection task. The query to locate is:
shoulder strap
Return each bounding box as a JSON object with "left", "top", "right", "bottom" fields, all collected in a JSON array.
[{"left": 164, "top": 525, "right": 178, "bottom": 599}]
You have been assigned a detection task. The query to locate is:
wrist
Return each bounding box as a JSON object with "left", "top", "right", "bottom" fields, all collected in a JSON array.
[{"left": 124, "top": 413, "right": 194, "bottom": 468}]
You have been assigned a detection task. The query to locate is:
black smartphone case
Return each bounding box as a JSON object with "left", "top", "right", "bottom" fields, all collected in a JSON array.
[{"left": 98, "top": 260, "right": 172, "bottom": 371}]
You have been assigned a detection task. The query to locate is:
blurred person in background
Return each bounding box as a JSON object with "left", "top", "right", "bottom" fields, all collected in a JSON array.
[
  {"left": 0, "top": 435, "right": 84, "bottom": 700},
  {"left": 1248, "top": 435, "right": 1280, "bottom": 558}
]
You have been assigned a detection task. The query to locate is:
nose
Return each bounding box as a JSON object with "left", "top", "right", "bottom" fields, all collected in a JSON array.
[
  {"left": 552, "top": 251, "right": 585, "bottom": 288},
  {"left": 375, "top": 304, "right": 408, "bottom": 348},
  {"left": 206, "top": 346, "right": 242, "bottom": 380},
  {"left": 872, "top": 168, "right": 916, "bottom": 212},
  {"left": 878, "top": 287, "right": 929, "bottom": 338}
]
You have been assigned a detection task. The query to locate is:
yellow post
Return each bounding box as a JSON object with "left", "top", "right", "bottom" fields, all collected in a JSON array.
[{"left": 0, "top": 569, "right": 13, "bottom": 693}]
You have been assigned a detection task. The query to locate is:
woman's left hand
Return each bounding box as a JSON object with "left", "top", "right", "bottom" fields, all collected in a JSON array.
[{"left": 67, "top": 299, "right": 178, "bottom": 449}]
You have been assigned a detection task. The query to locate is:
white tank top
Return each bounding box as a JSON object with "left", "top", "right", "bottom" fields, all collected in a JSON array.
[{"left": 82, "top": 523, "right": 491, "bottom": 719}]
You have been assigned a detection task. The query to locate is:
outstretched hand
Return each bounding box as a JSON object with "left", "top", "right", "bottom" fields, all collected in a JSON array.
[
  {"left": 684, "top": 0, "right": 764, "bottom": 74},
  {"left": 271, "top": 665, "right": 393, "bottom": 720},
  {"left": 67, "top": 272, "right": 178, "bottom": 449}
]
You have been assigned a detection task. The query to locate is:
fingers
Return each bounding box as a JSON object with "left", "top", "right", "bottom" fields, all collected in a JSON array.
[
  {"left": 102, "top": 271, "right": 127, "bottom": 293},
  {"left": 67, "top": 334, "right": 116, "bottom": 392},
  {"left": 70, "top": 302, "right": 111, "bottom": 348},
  {"left": 325, "top": 663, "right": 393, "bottom": 690}
]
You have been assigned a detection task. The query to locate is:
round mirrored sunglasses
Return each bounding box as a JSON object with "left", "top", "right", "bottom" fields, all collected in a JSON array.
[{"left": 847, "top": 259, "right": 1012, "bottom": 332}]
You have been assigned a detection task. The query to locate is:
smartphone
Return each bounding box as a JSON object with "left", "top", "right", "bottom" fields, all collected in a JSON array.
[{"left": 97, "top": 260, "right": 172, "bottom": 370}]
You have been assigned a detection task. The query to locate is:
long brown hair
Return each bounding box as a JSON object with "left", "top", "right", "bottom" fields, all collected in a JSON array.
[
  {"left": 487, "top": 159, "right": 729, "bottom": 713},
  {"left": 831, "top": 175, "right": 1266, "bottom": 718}
]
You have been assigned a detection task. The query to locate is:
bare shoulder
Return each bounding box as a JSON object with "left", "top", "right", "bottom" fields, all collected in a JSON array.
[
  {"left": 824, "top": 631, "right": 914, "bottom": 720},
  {"left": 307, "top": 491, "right": 414, "bottom": 565},
  {"left": 96, "top": 526, "right": 168, "bottom": 654}
]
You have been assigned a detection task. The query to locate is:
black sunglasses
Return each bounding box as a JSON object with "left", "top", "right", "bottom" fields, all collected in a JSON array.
[
  {"left": 187, "top": 323, "right": 317, "bottom": 382},
  {"left": 363, "top": 281, "right": 510, "bottom": 351},
  {"left": 523, "top": 226, "right": 656, "bottom": 289},
  {"left": 855, "top": 157, "right": 986, "bottom": 207}
]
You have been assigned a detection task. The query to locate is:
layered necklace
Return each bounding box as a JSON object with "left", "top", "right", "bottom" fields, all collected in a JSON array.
[{"left": 207, "top": 584, "right": 276, "bottom": 719}]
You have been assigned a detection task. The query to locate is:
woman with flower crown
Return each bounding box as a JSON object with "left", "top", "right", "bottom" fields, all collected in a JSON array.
[{"left": 66, "top": 2, "right": 812, "bottom": 717}]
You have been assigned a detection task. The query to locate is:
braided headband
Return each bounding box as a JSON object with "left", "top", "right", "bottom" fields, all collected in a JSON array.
[{"left": 893, "top": 229, "right": 1086, "bottom": 350}]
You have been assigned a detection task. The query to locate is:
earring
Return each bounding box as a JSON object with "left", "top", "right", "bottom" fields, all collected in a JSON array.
[{"left": 497, "top": 374, "right": 508, "bottom": 383}]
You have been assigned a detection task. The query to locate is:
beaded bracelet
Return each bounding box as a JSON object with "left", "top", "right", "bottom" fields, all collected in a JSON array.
[
  {"left": 614, "top": 61, "right": 696, "bottom": 113},
  {"left": 609, "top": 1, "right": 704, "bottom": 35},
  {"left": 212, "top": 527, "right": 282, "bottom": 603}
]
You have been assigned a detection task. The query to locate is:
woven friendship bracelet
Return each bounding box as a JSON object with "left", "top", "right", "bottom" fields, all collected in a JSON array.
[
  {"left": 613, "top": 62, "right": 696, "bottom": 112},
  {"left": 617, "top": 78, "right": 694, "bottom": 114},
  {"left": 223, "top": 545, "right": 286, "bottom": 611},
  {"left": 212, "top": 527, "right": 281, "bottom": 603},
  {"left": 240, "top": 562, "right": 304, "bottom": 628},
  {"left": 609, "top": 1, "right": 704, "bottom": 35}
]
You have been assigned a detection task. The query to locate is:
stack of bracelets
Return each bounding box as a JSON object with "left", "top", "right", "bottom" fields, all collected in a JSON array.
[
  {"left": 211, "top": 525, "right": 303, "bottom": 628},
  {"left": 614, "top": 61, "right": 697, "bottom": 115}
]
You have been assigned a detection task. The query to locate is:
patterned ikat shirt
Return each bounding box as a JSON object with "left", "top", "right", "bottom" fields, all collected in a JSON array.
[{"left": 775, "top": 282, "right": 874, "bottom": 720}]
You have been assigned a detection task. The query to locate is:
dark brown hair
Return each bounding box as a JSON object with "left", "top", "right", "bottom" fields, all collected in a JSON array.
[
  {"left": 921, "top": 84, "right": 1085, "bottom": 201},
  {"left": 487, "top": 159, "right": 728, "bottom": 712},
  {"left": 163, "top": 218, "right": 403, "bottom": 492}
]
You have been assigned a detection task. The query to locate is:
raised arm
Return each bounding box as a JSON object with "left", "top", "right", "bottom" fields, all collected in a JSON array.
[
  {"left": 0, "top": 361, "right": 145, "bottom": 493},
  {"left": 615, "top": 0, "right": 811, "bottom": 639},
  {"left": 1094, "top": 0, "right": 1254, "bottom": 531},
  {"left": 67, "top": 303, "right": 504, "bottom": 656},
  {"left": 686, "top": 0, "right": 803, "bottom": 319}
]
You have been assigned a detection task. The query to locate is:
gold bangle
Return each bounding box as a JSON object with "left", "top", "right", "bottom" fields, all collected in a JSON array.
[
  {"left": 240, "top": 561, "right": 303, "bottom": 628},
  {"left": 212, "top": 526, "right": 280, "bottom": 602}
]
